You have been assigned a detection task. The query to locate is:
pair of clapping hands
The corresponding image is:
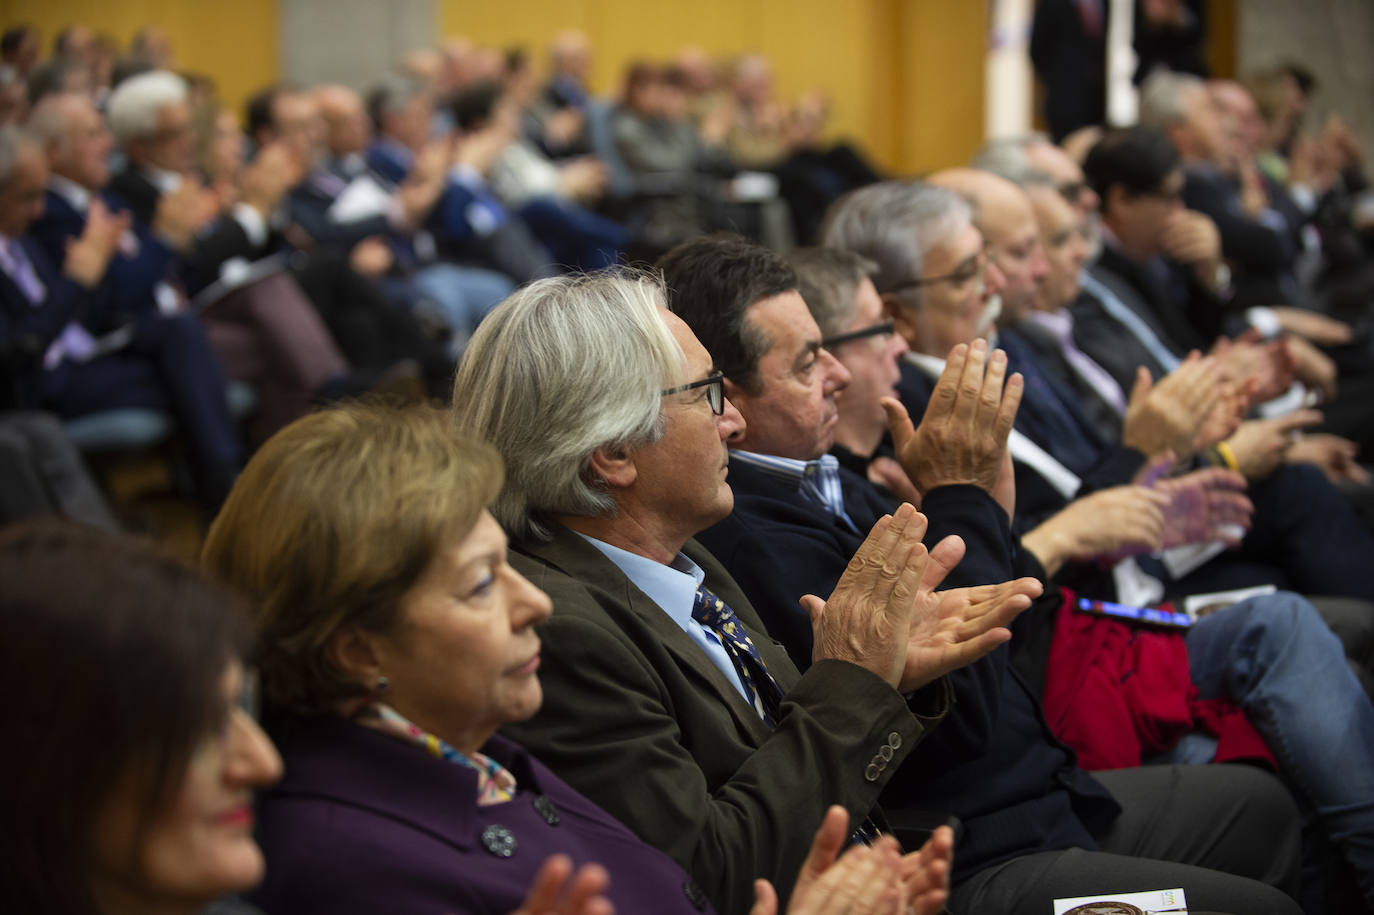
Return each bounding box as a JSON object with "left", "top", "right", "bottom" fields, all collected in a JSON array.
[{"left": 514, "top": 808, "right": 955, "bottom": 915}]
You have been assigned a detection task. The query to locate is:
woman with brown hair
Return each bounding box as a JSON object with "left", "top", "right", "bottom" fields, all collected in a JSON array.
[{"left": 0, "top": 518, "right": 282, "bottom": 915}]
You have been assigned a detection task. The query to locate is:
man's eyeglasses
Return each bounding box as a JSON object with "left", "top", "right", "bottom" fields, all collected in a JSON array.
[
  {"left": 820, "top": 320, "right": 895, "bottom": 349},
  {"left": 885, "top": 246, "right": 997, "bottom": 295},
  {"left": 661, "top": 372, "right": 725, "bottom": 415},
  {"left": 1057, "top": 180, "right": 1088, "bottom": 204}
]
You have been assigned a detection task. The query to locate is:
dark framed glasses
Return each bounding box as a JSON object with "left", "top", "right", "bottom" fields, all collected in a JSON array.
[
  {"left": 661, "top": 372, "right": 725, "bottom": 415},
  {"left": 821, "top": 320, "right": 895, "bottom": 349}
]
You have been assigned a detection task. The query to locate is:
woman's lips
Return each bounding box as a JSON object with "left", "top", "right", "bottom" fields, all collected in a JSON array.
[{"left": 216, "top": 805, "right": 254, "bottom": 828}]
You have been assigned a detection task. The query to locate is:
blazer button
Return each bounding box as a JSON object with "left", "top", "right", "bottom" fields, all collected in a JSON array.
[
  {"left": 533, "top": 795, "right": 561, "bottom": 826},
  {"left": 879, "top": 744, "right": 894, "bottom": 762},
  {"left": 888, "top": 731, "right": 902, "bottom": 750},
  {"left": 865, "top": 762, "right": 881, "bottom": 782},
  {"left": 481, "top": 824, "right": 517, "bottom": 858},
  {"left": 683, "top": 877, "right": 709, "bottom": 910}
]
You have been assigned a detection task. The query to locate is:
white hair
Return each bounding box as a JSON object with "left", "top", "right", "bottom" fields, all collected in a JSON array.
[
  {"left": 970, "top": 134, "right": 1053, "bottom": 185},
  {"left": 1137, "top": 69, "right": 1206, "bottom": 132},
  {"left": 106, "top": 70, "right": 188, "bottom": 148},
  {"left": 820, "top": 181, "right": 973, "bottom": 301},
  {"left": 25, "top": 92, "right": 84, "bottom": 154},
  {"left": 451, "top": 269, "right": 686, "bottom": 540},
  {"left": 0, "top": 125, "right": 36, "bottom": 188}
]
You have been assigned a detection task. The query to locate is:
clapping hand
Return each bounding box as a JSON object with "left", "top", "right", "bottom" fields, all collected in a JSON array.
[
  {"left": 64, "top": 198, "right": 131, "bottom": 289},
  {"left": 510, "top": 854, "right": 612, "bottom": 915},
  {"left": 884, "top": 339, "right": 1022, "bottom": 497},
  {"left": 750, "top": 806, "right": 953, "bottom": 915}
]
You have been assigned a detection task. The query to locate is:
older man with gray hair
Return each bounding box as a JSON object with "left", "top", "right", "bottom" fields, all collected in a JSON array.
[
  {"left": 107, "top": 70, "right": 303, "bottom": 292},
  {"left": 451, "top": 268, "right": 1043, "bottom": 915}
]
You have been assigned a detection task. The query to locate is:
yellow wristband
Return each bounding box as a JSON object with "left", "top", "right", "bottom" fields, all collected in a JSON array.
[{"left": 1214, "top": 441, "right": 1239, "bottom": 471}]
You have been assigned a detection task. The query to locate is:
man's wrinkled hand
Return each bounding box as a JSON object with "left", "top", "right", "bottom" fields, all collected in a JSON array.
[
  {"left": 1121, "top": 354, "right": 1220, "bottom": 460},
  {"left": 1288, "top": 432, "right": 1370, "bottom": 486},
  {"left": 899, "top": 576, "right": 1042, "bottom": 692},
  {"left": 1151, "top": 466, "right": 1253, "bottom": 548},
  {"left": 1225, "top": 411, "right": 1323, "bottom": 481},
  {"left": 1021, "top": 485, "right": 1170, "bottom": 575},
  {"left": 885, "top": 340, "right": 1022, "bottom": 497},
  {"left": 803, "top": 504, "right": 927, "bottom": 690}
]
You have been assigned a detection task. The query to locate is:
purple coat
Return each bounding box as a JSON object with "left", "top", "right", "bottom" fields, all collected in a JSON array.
[{"left": 251, "top": 716, "right": 714, "bottom": 915}]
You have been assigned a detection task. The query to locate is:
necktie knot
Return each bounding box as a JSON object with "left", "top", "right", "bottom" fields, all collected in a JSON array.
[{"left": 691, "top": 586, "right": 732, "bottom": 629}]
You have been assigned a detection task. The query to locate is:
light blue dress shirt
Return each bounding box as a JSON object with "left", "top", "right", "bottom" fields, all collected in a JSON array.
[{"left": 576, "top": 534, "right": 751, "bottom": 702}]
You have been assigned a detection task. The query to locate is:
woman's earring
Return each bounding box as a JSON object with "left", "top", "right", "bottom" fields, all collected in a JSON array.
[{"left": 375, "top": 675, "right": 389, "bottom": 695}]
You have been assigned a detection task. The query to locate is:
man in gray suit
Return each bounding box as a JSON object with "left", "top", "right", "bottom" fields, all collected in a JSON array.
[{"left": 450, "top": 269, "right": 1038, "bottom": 915}]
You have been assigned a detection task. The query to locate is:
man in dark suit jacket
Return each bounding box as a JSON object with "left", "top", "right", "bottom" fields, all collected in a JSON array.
[
  {"left": 0, "top": 127, "right": 240, "bottom": 508},
  {"left": 1030, "top": 0, "right": 1108, "bottom": 141},
  {"left": 452, "top": 269, "right": 1040, "bottom": 915}
]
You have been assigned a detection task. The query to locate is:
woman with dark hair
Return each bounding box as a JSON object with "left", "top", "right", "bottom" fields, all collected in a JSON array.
[
  {"left": 203, "top": 401, "right": 952, "bottom": 915},
  {"left": 0, "top": 518, "right": 282, "bottom": 915}
]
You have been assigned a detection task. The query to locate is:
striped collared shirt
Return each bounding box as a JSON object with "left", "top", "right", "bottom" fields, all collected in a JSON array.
[{"left": 730, "top": 449, "right": 859, "bottom": 533}]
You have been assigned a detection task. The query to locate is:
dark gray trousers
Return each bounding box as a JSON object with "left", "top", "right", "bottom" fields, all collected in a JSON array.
[{"left": 950, "top": 764, "right": 1303, "bottom": 915}]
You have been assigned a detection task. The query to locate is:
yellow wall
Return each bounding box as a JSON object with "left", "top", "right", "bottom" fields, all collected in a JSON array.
[
  {"left": 439, "top": 0, "right": 987, "bottom": 174},
  {"left": 1, "top": 0, "right": 280, "bottom": 124},
  {"left": 2, "top": 1, "right": 986, "bottom": 173}
]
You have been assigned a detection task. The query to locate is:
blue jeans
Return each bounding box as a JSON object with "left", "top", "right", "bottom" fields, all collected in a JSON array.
[
  {"left": 411, "top": 264, "right": 514, "bottom": 358},
  {"left": 1176, "top": 593, "right": 1374, "bottom": 908}
]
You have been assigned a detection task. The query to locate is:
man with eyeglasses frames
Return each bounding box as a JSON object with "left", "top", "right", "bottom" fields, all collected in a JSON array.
[{"left": 456, "top": 269, "right": 1037, "bottom": 915}]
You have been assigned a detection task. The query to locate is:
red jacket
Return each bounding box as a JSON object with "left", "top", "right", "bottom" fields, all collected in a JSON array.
[{"left": 1041, "top": 588, "right": 1275, "bottom": 771}]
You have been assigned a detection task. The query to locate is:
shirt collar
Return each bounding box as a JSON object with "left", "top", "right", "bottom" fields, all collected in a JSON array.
[
  {"left": 903, "top": 350, "right": 945, "bottom": 378},
  {"left": 730, "top": 449, "right": 856, "bottom": 530},
  {"left": 1025, "top": 307, "right": 1074, "bottom": 342},
  {"left": 140, "top": 163, "right": 183, "bottom": 194},
  {"left": 48, "top": 174, "right": 91, "bottom": 213},
  {"left": 574, "top": 534, "right": 705, "bottom": 632}
]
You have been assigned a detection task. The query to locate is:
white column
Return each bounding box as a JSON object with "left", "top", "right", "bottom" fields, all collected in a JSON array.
[
  {"left": 1105, "top": 0, "right": 1138, "bottom": 126},
  {"left": 984, "top": 0, "right": 1035, "bottom": 140},
  {"left": 280, "top": 0, "right": 435, "bottom": 90}
]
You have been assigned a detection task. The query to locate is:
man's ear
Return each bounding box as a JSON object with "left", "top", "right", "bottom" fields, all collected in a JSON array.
[
  {"left": 1104, "top": 184, "right": 1130, "bottom": 221},
  {"left": 587, "top": 442, "right": 637, "bottom": 490},
  {"left": 327, "top": 626, "right": 385, "bottom": 688},
  {"left": 881, "top": 293, "right": 921, "bottom": 354}
]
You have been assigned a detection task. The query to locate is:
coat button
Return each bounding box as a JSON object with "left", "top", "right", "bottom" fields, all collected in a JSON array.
[
  {"left": 888, "top": 731, "right": 902, "bottom": 750},
  {"left": 879, "top": 745, "right": 894, "bottom": 761},
  {"left": 865, "top": 762, "right": 881, "bottom": 782},
  {"left": 533, "top": 795, "right": 561, "bottom": 826},
  {"left": 683, "top": 877, "right": 708, "bottom": 910},
  {"left": 481, "top": 824, "right": 517, "bottom": 858}
]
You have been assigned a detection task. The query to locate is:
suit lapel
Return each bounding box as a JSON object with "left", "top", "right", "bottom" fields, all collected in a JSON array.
[{"left": 518, "top": 525, "right": 775, "bottom": 746}]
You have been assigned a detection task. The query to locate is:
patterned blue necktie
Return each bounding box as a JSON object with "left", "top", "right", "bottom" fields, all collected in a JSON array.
[
  {"left": 691, "top": 584, "right": 880, "bottom": 846},
  {"left": 692, "top": 585, "right": 785, "bottom": 727}
]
